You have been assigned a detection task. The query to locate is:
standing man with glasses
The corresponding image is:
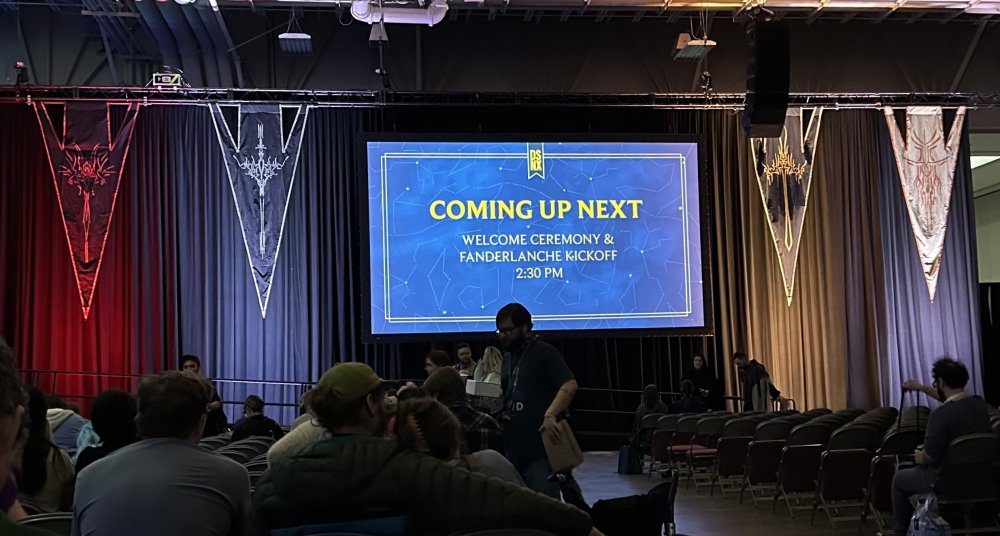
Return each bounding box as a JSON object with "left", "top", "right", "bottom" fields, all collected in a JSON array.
[{"left": 495, "top": 303, "right": 577, "bottom": 498}]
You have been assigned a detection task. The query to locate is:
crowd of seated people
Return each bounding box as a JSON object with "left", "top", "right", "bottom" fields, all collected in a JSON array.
[{"left": 4, "top": 324, "right": 998, "bottom": 536}]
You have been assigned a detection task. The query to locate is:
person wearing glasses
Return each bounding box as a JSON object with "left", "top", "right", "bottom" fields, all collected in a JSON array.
[
  {"left": 495, "top": 303, "right": 577, "bottom": 499},
  {"left": 892, "top": 358, "right": 991, "bottom": 534}
]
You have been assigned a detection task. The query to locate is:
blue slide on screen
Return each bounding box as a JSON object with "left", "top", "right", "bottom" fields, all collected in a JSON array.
[{"left": 365, "top": 139, "right": 705, "bottom": 336}]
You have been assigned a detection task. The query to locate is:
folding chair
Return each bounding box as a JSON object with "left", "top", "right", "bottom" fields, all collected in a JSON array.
[
  {"left": 811, "top": 449, "right": 872, "bottom": 529},
  {"left": 861, "top": 454, "right": 897, "bottom": 533},
  {"left": 666, "top": 415, "right": 702, "bottom": 473},
  {"left": 753, "top": 420, "right": 792, "bottom": 442},
  {"left": 787, "top": 423, "right": 833, "bottom": 447},
  {"left": 709, "top": 418, "right": 757, "bottom": 498},
  {"left": 650, "top": 415, "right": 681, "bottom": 474},
  {"left": 637, "top": 412, "right": 664, "bottom": 465},
  {"left": 740, "top": 439, "right": 786, "bottom": 507},
  {"left": 934, "top": 434, "right": 1000, "bottom": 535},
  {"left": 245, "top": 459, "right": 269, "bottom": 473},
  {"left": 827, "top": 426, "right": 880, "bottom": 452},
  {"left": 878, "top": 427, "right": 924, "bottom": 457},
  {"left": 684, "top": 417, "right": 729, "bottom": 489},
  {"left": 773, "top": 444, "right": 824, "bottom": 518}
]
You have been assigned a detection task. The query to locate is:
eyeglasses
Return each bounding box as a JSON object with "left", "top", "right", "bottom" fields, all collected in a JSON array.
[{"left": 495, "top": 326, "right": 518, "bottom": 336}]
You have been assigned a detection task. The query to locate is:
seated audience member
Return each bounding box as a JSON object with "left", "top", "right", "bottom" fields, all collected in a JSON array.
[
  {"left": 181, "top": 354, "right": 229, "bottom": 437},
  {"left": 267, "top": 396, "right": 327, "bottom": 468},
  {"left": 682, "top": 354, "right": 724, "bottom": 411},
  {"left": 424, "top": 350, "right": 451, "bottom": 376},
  {"left": 44, "top": 395, "right": 88, "bottom": 458},
  {"left": 0, "top": 338, "right": 56, "bottom": 535},
  {"left": 73, "top": 371, "right": 252, "bottom": 536},
  {"left": 422, "top": 367, "right": 504, "bottom": 454},
  {"left": 455, "top": 342, "right": 478, "bottom": 377},
  {"left": 473, "top": 346, "right": 503, "bottom": 384},
  {"left": 231, "top": 395, "right": 285, "bottom": 442},
  {"left": 253, "top": 362, "right": 600, "bottom": 536},
  {"left": 396, "top": 396, "right": 523, "bottom": 486},
  {"left": 19, "top": 386, "right": 74, "bottom": 514},
  {"left": 670, "top": 380, "right": 707, "bottom": 414},
  {"left": 74, "top": 389, "right": 139, "bottom": 474},
  {"left": 892, "top": 358, "right": 991, "bottom": 533},
  {"left": 634, "top": 384, "right": 669, "bottom": 430}
]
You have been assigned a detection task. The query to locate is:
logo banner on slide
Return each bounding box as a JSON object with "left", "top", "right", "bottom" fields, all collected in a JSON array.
[
  {"left": 209, "top": 104, "right": 309, "bottom": 317},
  {"left": 883, "top": 106, "right": 966, "bottom": 302},
  {"left": 366, "top": 140, "right": 704, "bottom": 335},
  {"left": 34, "top": 101, "right": 141, "bottom": 319},
  {"left": 750, "top": 108, "right": 823, "bottom": 306}
]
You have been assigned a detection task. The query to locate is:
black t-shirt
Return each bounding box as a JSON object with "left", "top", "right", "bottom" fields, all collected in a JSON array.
[{"left": 500, "top": 338, "right": 574, "bottom": 461}]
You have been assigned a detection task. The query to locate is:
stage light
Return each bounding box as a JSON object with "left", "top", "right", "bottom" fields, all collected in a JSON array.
[
  {"left": 279, "top": 32, "right": 313, "bottom": 54},
  {"left": 673, "top": 32, "right": 716, "bottom": 61}
]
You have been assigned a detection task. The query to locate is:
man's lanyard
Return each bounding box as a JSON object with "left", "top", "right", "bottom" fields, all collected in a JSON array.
[{"left": 503, "top": 339, "right": 535, "bottom": 407}]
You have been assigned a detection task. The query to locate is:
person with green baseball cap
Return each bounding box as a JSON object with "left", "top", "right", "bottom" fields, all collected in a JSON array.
[{"left": 253, "top": 361, "right": 602, "bottom": 536}]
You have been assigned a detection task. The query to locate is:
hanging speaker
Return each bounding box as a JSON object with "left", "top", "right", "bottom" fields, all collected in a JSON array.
[{"left": 742, "top": 21, "right": 790, "bottom": 138}]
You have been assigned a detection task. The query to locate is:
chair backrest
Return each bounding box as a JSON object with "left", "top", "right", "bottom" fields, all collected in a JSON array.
[
  {"left": 787, "top": 423, "right": 832, "bottom": 447},
  {"left": 754, "top": 420, "right": 791, "bottom": 441},
  {"left": 827, "top": 426, "right": 879, "bottom": 452},
  {"left": 656, "top": 414, "right": 681, "bottom": 432},
  {"left": 778, "top": 444, "right": 825, "bottom": 492},
  {"left": 745, "top": 440, "right": 786, "bottom": 484},
  {"left": 867, "top": 455, "right": 897, "bottom": 512},
  {"left": 721, "top": 418, "right": 758, "bottom": 438},
  {"left": 640, "top": 413, "right": 664, "bottom": 430},
  {"left": 941, "top": 434, "right": 1000, "bottom": 466},
  {"left": 18, "top": 512, "right": 73, "bottom": 535},
  {"left": 676, "top": 415, "right": 701, "bottom": 434},
  {"left": 879, "top": 428, "right": 924, "bottom": 456},
  {"left": 817, "top": 449, "right": 873, "bottom": 501},
  {"left": 245, "top": 460, "right": 269, "bottom": 472}
]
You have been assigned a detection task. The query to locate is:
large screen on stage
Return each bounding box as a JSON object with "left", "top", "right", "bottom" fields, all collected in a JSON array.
[{"left": 362, "top": 136, "right": 708, "bottom": 337}]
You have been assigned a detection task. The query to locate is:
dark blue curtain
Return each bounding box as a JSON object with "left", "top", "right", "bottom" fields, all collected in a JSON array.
[
  {"left": 876, "top": 111, "right": 983, "bottom": 404},
  {"left": 130, "top": 105, "right": 393, "bottom": 423}
]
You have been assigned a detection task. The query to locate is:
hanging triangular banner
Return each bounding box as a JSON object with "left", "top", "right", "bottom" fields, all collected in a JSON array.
[
  {"left": 750, "top": 108, "right": 823, "bottom": 306},
  {"left": 34, "top": 101, "right": 140, "bottom": 319},
  {"left": 209, "top": 103, "right": 309, "bottom": 318},
  {"left": 883, "top": 106, "right": 966, "bottom": 302}
]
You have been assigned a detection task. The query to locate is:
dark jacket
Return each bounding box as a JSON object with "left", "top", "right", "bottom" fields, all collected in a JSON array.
[
  {"left": 682, "top": 367, "right": 724, "bottom": 411},
  {"left": 253, "top": 435, "right": 592, "bottom": 536},
  {"left": 740, "top": 360, "right": 780, "bottom": 412},
  {"left": 231, "top": 414, "right": 286, "bottom": 443}
]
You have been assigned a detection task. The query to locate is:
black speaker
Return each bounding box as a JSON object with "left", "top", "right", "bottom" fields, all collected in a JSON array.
[{"left": 742, "top": 21, "right": 790, "bottom": 138}]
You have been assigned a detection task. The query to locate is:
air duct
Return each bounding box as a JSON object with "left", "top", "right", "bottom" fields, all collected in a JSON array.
[{"left": 351, "top": 0, "right": 448, "bottom": 26}]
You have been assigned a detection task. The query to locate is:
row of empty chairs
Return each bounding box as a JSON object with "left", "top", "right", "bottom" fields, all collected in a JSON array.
[
  {"left": 198, "top": 435, "right": 274, "bottom": 490},
  {"left": 648, "top": 404, "right": 1000, "bottom": 534}
]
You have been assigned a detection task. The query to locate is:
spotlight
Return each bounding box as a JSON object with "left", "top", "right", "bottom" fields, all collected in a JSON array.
[{"left": 14, "top": 61, "right": 28, "bottom": 86}]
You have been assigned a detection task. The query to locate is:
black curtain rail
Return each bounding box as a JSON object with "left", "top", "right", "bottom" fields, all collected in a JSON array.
[{"left": 0, "top": 86, "right": 998, "bottom": 108}]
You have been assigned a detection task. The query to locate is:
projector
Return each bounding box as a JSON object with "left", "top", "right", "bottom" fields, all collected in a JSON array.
[
  {"left": 278, "top": 32, "right": 312, "bottom": 55},
  {"left": 673, "top": 32, "right": 716, "bottom": 60}
]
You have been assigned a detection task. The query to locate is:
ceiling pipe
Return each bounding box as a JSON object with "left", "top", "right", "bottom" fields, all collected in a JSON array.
[
  {"left": 350, "top": 0, "right": 448, "bottom": 26},
  {"left": 181, "top": 5, "right": 223, "bottom": 87},
  {"left": 157, "top": 0, "right": 206, "bottom": 86},
  {"left": 199, "top": 7, "right": 241, "bottom": 87},
  {"left": 134, "top": 0, "right": 182, "bottom": 71}
]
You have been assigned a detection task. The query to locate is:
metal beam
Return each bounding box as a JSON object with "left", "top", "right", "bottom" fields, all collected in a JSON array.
[{"left": 949, "top": 19, "right": 987, "bottom": 92}]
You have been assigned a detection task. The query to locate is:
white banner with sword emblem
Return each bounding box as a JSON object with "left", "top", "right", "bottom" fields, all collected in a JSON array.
[
  {"left": 884, "top": 106, "right": 966, "bottom": 302},
  {"left": 750, "top": 108, "right": 823, "bottom": 306},
  {"left": 209, "top": 103, "right": 309, "bottom": 317}
]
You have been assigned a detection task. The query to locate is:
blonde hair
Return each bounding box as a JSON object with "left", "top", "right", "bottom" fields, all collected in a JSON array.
[{"left": 481, "top": 346, "right": 503, "bottom": 376}]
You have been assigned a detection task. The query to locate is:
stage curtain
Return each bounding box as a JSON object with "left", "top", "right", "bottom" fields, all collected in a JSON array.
[
  {"left": 0, "top": 104, "right": 157, "bottom": 402},
  {"left": 741, "top": 110, "right": 885, "bottom": 410},
  {"left": 875, "top": 111, "right": 983, "bottom": 404}
]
